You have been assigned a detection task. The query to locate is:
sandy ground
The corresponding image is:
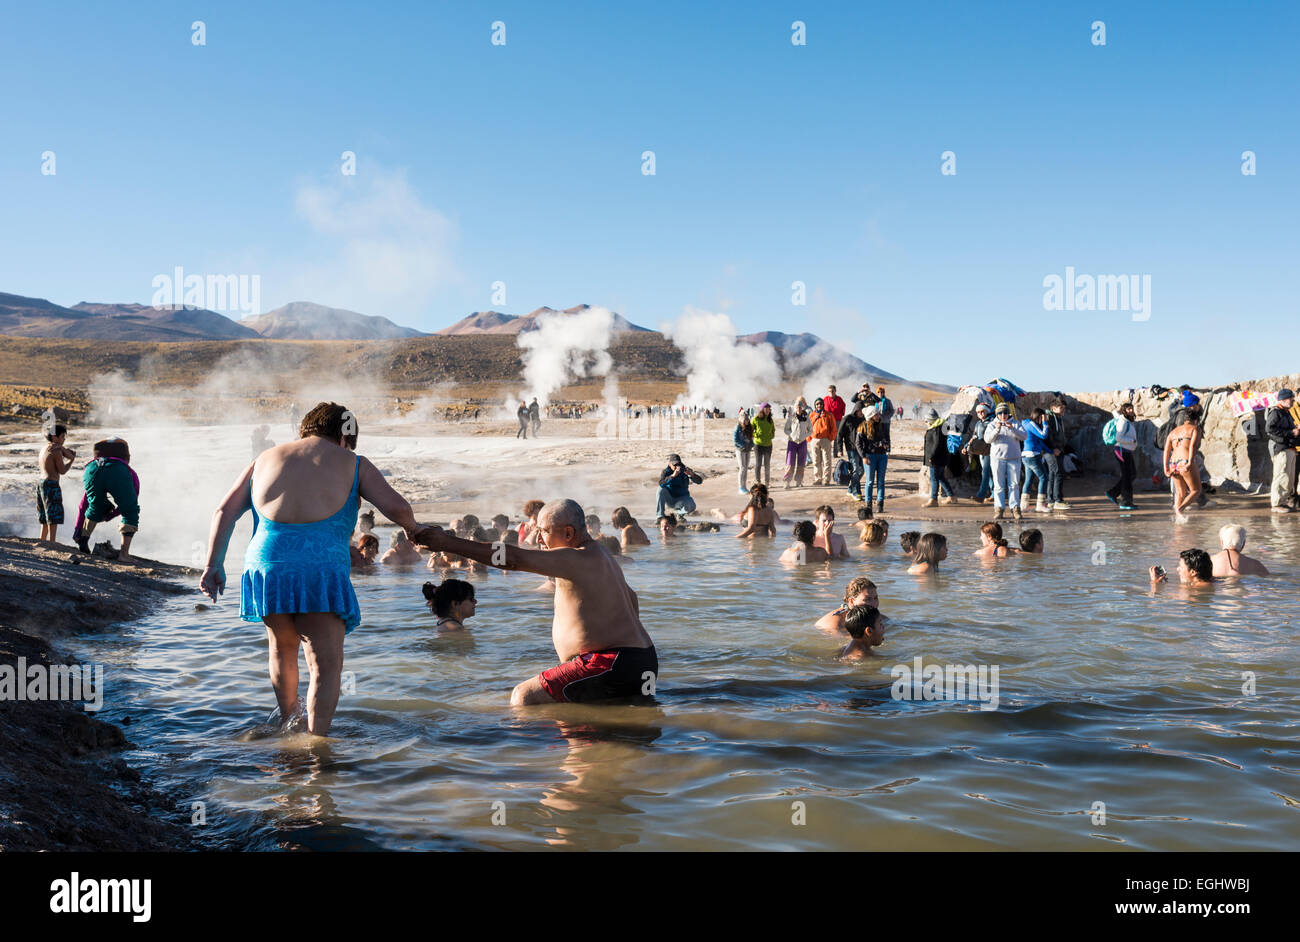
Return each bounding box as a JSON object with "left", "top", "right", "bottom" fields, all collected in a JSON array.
[{"left": 0, "top": 537, "right": 201, "bottom": 850}]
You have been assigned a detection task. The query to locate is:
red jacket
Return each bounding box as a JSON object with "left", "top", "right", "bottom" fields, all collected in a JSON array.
[{"left": 825, "top": 395, "right": 846, "bottom": 425}]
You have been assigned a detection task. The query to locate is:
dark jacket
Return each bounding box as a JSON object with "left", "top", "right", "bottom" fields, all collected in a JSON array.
[
  {"left": 1045, "top": 412, "right": 1068, "bottom": 452},
  {"left": 923, "top": 425, "right": 949, "bottom": 467},
  {"left": 1265, "top": 406, "right": 1298, "bottom": 455},
  {"left": 659, "top": 465, "right": 703, "bottom": 496},
  {"left": 838, "top": 410, "right": 863, "bottom": 455}
]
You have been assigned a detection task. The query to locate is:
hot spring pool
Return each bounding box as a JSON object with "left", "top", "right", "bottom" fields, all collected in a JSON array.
[{"left": 77, "top": 513, "right": 1300, "bottom": 850}]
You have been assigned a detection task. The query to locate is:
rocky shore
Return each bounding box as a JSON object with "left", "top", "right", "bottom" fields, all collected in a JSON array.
[{"left": 0, "top": 537, "right": 202, "bottom": 851}]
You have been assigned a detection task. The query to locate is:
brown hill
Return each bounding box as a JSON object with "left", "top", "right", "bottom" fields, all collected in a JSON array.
[{"left": 437, "top": 304, "right": 652, "bottom": 335}]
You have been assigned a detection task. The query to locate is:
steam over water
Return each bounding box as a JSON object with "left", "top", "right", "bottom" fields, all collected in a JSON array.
[{"left": 77, "top": 511, "right": 1300, "bottom": 851}]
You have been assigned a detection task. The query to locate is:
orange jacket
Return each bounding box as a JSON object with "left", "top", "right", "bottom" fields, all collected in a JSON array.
[{"left": 810, "top": 411, "right": 837, "bottom": 440}]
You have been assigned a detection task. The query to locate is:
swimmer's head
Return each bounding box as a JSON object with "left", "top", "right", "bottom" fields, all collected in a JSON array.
[
  {"left": 843, "top": 576, "right": 878, "bottom": 608},
  {"left": 611, "top": 506, "right": 633, "bottom": 529},
  {"left": 793, "top": 520, "right": 817, "bottom": 546},
  {"left": 357, "top": 533, "right": 379, "bottom": 559},
  {"left": 537, "top": 498, "right": 589, "bottom": 548},
  {"left": 390, "top": 530, "right": 409, "bottom": 548},
  {"left": 598, "top": 535, "right": 624, "bottom": 556},
  {"left": 748, "top": 483, "right": 769, "bottom": 509},
  {"left": 657, "top": 515, "right": 676, "bottom": 535},
  {"left": 492, "top": 513, "right": 510, "bottom": 533},
  {"left": 1179, "top": 548, "right": 1213, "bottom": 583},
  {"left": 981, "top": 521, "right": 1008, "bottom": 548},
  {"left": 523, "top": 499, "right": 545, "bottom": 520},
  {"left": 857, "top": 506, "right": 872, "bottom": 521},
  {"left": 462, "top": 514, "right": 480, "bottom": 532},
  {"left": 300, "top": 402, "right": 358, "bottom": 450},
  {"left": 503, "top": 529, "right": 519, "bottom": 545},
  {"left": 423, "top": 578, "right": 476, "bottom": 618},
  {"left": 863, "top": 520, "right": 888, "bottom": 546},
  {"left": 585, "top": 513, "right": 601, "bottom": 533},
  {"left": 843, "top": 605, "right": 880, "bottom": 640},
  {"left": 1219, "top": 524, "right": 1247, "bottom": 552},
  {"left": 913, "top": 532, "right": 948, "bottom": 565},
  {"left": 815, "top": 504, "right": 834, "bottom": 527},
  {"left": 899, "top": 531, "right": 920, "bottom": 555},
  {"left": 471, "top": 526, "right": 493, "bottom": 542},
  {"left": 1018, "top": 529, "right": 1043, "bottom": 553}
]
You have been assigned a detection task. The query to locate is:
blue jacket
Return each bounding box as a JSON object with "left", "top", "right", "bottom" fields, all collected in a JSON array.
[{"left": 1021, "top": 419, "right": 1052, "bottom": 456}]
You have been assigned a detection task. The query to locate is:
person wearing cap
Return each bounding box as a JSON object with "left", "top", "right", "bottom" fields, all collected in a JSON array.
[
  {"left": 656, "top": 453, "right": 703, "bottom": 518},
  {"left": 1104, "top": 400, "right": 1140, "bottom": 511},
  {"left": 1265, "top": 388, "right": 1300, "bottom": 512},
  {"left": 874, "top": 386, "right": 893, "bottom": 429},
  {"left": 984, "top": 402, "right": 1027, "bottom": 520},
  {"left": 922, "top": 408, "right": 957, "bottom": 507},
  {"left": 963, "top": 401, "right": 994, "bottom": 503},
  {"left": 752, "top": 403, "right": 776, "bottom": 485}
]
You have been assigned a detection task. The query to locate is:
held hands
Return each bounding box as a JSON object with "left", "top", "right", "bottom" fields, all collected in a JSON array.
[
  {"left": 199, "top": 565, "right": 225, "bottom": 602},
  {"left": 409, "top": 524, "right": 445, "bottom": 550}
]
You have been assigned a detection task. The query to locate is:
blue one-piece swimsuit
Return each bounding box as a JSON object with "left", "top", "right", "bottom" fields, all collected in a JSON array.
[{"left": 240, "top": 455, "right": 362, "bottom": 633}]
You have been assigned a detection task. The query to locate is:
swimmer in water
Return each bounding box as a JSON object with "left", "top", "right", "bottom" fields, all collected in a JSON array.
[
  {"left": 382, "top": 529, "right": 424, "bottom": 565},
  {"left": 899, "top": 530, "right": 920, "bottom": 560},
  {"left": 858, "top": 518, "right": 889, "bottom": 548},
  {"left": 353, "top": 533, "right": 379, "bottom": 569},
  {"left": 518, "top": 499, "right": 545, "bottom": 546},
  {"left": 780, "top": 520, "right": 830, "bottom": 564},
  {"left": 599, "top": 535, "right": 633, "bottom": 561},
  {"left": 735, "top": 483, "right": 777, "bottom": 538},
  {"left": 813, "top": 504, "right": 851, "bottom": 559},
  {"left": 423, "top": 578, "right": 477, "bottom": 630},
  {"left": 416, "top": 498, "right": 656, "bottom": 705},
  {"left": 837, "top": 605, "right": 882, "bottom": 661},
  {"left": 1150, "top": 548, "right": 1214, "bottom": 590},
  {"left": 612, "top": 506, "right": 651, "bottom": 548},
  {"left": 973, "top": 521, "right": 1015, "bottom": 558},
  {"left": 585, "top": 513, "right": 603, "bottom": 538},
  {"left": 1210, "top": 525, "right": 1269, "bottom": 577},
  {"left": 1018, "top": 528, "right": 1044, "bottom": 554},
  {"left": 657, "top": 515, "right": 677, "bottom": 540},
  {"left": 907, "top": 532, "right": 947, "bottom": 575},
  {"left": 816, "top": 575, "right": 889, "bottom": 637}
]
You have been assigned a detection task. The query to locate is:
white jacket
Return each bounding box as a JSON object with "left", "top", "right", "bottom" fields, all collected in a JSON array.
[
  {"left": 1112, "top": 410, "right": 1138, "bottom": 451},
  {"left": 984, "top": 417, "right": 1027, "bottom": 462},
  {"left": 784, "top": 414, "right": 811, "bottom": 442}
]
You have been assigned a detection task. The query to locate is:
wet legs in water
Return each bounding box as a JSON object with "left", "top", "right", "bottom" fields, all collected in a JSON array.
[{"left": 264, "top": 613, "right": 345, "bottom": 735}]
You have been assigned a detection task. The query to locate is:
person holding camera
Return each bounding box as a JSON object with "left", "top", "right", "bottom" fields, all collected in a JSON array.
[
  {"left": 656, "top": 453, "right": 703, "bottom": 518},
  {"left": 984, "top": 402, "right": 1027, "bottom": 520}
]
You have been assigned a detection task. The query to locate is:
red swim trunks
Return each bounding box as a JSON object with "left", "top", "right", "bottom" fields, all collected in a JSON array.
[{"left": 538, "top": 645, "right": 659, "bottom": 703}]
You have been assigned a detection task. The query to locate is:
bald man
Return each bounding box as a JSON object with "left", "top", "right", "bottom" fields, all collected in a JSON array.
[{"left": 417, "top": 498, "right": 657, "bottom": 704}]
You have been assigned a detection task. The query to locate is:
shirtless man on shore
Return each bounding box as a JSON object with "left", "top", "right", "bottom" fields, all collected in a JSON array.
[{"left": 417, "top": 498, "right": 657, "bottom": 705}]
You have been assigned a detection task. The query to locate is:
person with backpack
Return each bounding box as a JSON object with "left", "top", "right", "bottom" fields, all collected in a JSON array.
[
  {"left": 1103, "top": 401, "right": 1139, "bottom": 511},
  {"left": 984, "top": 402, "right": 1026, "bottom": 520},
  {"left": 922, "top": 409, "right": 957, "bottom": 507},
  {"left": 838, "top": 399, "right": 866, "bottom": 500},
  {"left": 1266, "top": 388, "right": 1300, "bottom": 512}
]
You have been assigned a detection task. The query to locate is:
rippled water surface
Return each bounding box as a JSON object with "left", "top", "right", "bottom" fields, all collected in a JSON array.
[{"left": 81, "top": 514, "right": 1300, "bottom": 851}]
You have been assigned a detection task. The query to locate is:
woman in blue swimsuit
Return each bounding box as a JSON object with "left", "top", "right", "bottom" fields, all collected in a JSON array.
[{"left": 200, "top": 402, "right": 431, "bottom": 735}]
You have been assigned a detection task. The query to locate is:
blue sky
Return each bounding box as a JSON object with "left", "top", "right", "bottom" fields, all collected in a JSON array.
[{"left": 2, "top": 0, "right": 1297, "bottom": 390}]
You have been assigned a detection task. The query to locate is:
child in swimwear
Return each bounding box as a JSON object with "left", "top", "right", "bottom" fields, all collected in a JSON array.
[
  {"left": 838, "top": 605, "right": 881, "bottom": 661},
  {"left": 612, "top": 506, "right": 651, "bottom": 548},
  {"left": 780, "top": 520, "right": 830, "bottom": 563},
  {"left": 422, "top": 578, "right": 477, "bottom": 630},
  {"left": 899, "top": 530, "right": 920, "bottom": 559},
  {"left": 1018, "top": 529, "right": 1044, "bottom": 554},
  {"left": 973, "top": 521, "right": 1015, "bottom": 558},
  {"left": 907, "top": 532, "right": 948, "bottom": 575},
  {"left": 77, "top": 437, "right": 140, "bottom": 560},
  {"left": 816, "top": 575, "right": 889, "bottom": 636},
  {"left": 813, "top": 504, "right": 851, "bottom": 559},
  {"left": 37, "top": 423, "right": 76, "bottom": 543}
]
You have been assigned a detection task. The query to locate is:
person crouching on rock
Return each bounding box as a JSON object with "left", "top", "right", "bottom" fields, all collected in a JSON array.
[{"left": 77, "top": 437, "right": 140, "bottom": 561}]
